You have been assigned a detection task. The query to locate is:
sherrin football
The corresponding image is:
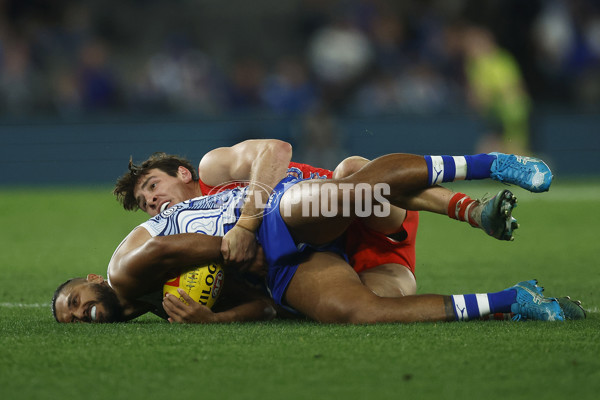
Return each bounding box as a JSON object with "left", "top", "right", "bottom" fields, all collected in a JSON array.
[{"left": 163, "top": 263, "right": 224, "bottom": 309}]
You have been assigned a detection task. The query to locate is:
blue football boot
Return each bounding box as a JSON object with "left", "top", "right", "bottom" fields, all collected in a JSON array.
[
  {"left": 479, "top": 189, "right": 519, "bottom": 241},
  {"left": 508, "top": 280, "right": 564, "bottom": 321},
  {"left": 557, "top": 296, "right": 587, "bottom": 320},
  {"left": 489, "top": 152, "right": 553, "bottom": 193}
]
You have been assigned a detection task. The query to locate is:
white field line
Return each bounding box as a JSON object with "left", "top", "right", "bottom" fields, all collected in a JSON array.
[
  {"left": 1, "top": 187, "right": 597, "bottom": 310},
  {"left": 0, "top": 303, "right": 49, "bottom": 308}
]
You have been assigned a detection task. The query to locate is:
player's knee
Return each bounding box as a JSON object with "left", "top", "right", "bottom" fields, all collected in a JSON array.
[
  {"left": 333, "top": 156, "right": 369, "bottom": 179},
  {"left": 311, "top": 294, "right": 371, "bottom": 324},
  {"left": 367, "top": 283, "right": 410, "bottom": 298},
  {"left": 387, "top": 281, "right": 417, "bottom": 297},
  {"left": 320, "top": 295, "right": 384, "bottom": 324},
  {"left": 359, "top": 264, "right": 417, "bottom": 298}
]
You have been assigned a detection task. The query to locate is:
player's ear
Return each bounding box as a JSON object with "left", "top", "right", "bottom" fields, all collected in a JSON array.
[
  {"left": 178, "top": 166, "right": 192, "bottom": 183},
  {"left": 87, "top": 274, "right": 105, "bottom": 284}
]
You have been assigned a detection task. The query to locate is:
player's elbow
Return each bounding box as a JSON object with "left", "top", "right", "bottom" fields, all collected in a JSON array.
[
  {"left": 265, "top": 140, "right": 293, "bottom": 164},
  {"left": 262, "top": 301, "right": 277, "bottom": 321}
]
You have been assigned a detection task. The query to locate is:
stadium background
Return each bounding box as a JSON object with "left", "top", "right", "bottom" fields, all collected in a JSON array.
[
  {"left": 2, "top": 2, "right": 600, "bottom": 399},
  {"left": 1, "top": 0, "right": 599, "bottom": 183}
]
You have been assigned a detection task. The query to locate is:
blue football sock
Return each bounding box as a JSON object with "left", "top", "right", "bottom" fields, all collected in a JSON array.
[
  {"left": 451, "top": 289, "right": 517, "bottom": 321},
  {"left": 464, "top": 154, "right": 496, "bottom": 180},
  {"left": 424, "top": 154, "right": 496, "bottom": 185}
]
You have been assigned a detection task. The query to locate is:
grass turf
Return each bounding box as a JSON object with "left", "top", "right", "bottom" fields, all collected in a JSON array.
[{"left": 1, "top": 181, "right": 599, "bottom": 399}]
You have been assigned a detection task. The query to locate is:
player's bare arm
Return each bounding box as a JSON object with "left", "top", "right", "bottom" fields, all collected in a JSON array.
[
  {"left": 163, "top": 279, "right": 276, "bottom": 324},
  {"left": 108, "top": 228, "right": 275, "bottom": 323},
  {"left": 199, "top": 139, "right": 292, "bottom": 264},
  {"left": 108, "top": 228, "right": 223, "bottom": 300}
]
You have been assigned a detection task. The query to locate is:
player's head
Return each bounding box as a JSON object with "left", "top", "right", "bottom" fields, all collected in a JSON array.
[
  {"left": 114, "top": 153, "right": 199, "bottom": 216},
  {"left": 52, "top": 274, "right": 124, "bottom": 323}
]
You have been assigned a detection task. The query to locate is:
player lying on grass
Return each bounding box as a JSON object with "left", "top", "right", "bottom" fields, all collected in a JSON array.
[
  {"left": 120, "top": 140, "right": 423, "bottom": 297},
  {"left": 115, "top": 140, "right": 543, "bottom": 299},
  {"left": 52, "top": 151, "right": 585, "bottom": 324}
]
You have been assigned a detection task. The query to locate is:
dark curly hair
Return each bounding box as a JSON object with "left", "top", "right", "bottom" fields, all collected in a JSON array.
[{"left": 113, "top": 152, "right": 198, "bottom": 211}]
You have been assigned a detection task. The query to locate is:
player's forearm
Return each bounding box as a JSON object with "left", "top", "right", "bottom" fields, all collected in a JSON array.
[
  {"left": 143, "top": 234, "right": 223, "bottom": 269},
  {"left": 212, "top": 299, "right": 277, "bottom": 323},
  {"left": 238, "top": 140, "right": 292, "bottom": 231}
]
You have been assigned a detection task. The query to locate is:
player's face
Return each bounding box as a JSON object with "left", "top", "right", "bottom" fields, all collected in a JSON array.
[
  {"left": 55, "top": 279, "right": 123, "bottom": 323},
  {"left": 134, "top": 168, "right": 193, "bottom": 217}
]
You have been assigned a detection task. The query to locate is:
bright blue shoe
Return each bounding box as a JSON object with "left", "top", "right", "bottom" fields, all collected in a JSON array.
[
  {"left": 479, "top": 189, "right": 519, "bottom": 241},
  {"left": 489, "top": 153, "right": 553, "bottom": 193},
  {"left": 508, "top": 280, "right": 564, "bottom": 321},
  {"left": 511, "top": 279, "right": 544, "bottom": 295},
  {"left": 557, "top": 297, "right": 586, "bottom": 320}
]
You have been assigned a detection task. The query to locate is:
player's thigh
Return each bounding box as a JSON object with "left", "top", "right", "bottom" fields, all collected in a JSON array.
[
  {"left": 333, "top": 157, "right": 407, "bottom": 234},
  {"left": 279, "top": 180, "right": 353, "bottom": 245},
  {"left": 358, "top": 263, "right": 416, "bottom": 297},
  {"left": 284, "top": 252, "right": 380, "bottom": 323}
]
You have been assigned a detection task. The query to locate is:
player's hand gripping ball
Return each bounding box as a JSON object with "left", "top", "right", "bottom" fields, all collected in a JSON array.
[{"left": 163, "top": 264, "right": 224, "bottom": 309}]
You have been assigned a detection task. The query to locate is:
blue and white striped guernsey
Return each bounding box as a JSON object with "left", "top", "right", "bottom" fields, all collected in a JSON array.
[{"left": 140, "top": 187, "right": 248, "bottom": 237}]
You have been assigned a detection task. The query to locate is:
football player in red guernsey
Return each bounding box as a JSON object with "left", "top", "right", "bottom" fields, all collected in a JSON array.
[
  {"left": 115, "top": 139, "right": 520, "bottom": 301},
  {"left": 53, "top": 144, "right": 580, "bottom": 324}
]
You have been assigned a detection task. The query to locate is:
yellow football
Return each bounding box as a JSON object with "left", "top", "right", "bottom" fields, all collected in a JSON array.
[{"left": 163, "top": 264, "right": 225, "bottom": 309}]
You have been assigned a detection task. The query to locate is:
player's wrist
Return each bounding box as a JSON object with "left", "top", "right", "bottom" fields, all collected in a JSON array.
[
  {"left": 236, "top": 215, "right": 262, "bottom": 232},
  {"left": 212, "top": 310, "right": 235, "bottom": 323}
]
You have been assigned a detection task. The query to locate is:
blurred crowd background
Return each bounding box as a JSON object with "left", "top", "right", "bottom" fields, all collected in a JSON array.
[
  {"left": 2, "top": 0, "right": 599, "bottom": 118},
  {"left": 1, "top": 0, "right": 599, "bottom": 179}
]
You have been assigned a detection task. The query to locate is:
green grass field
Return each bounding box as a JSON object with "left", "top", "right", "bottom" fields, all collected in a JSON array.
[{"left": 1, "top": 181, "right": 599, "bottom": 400}]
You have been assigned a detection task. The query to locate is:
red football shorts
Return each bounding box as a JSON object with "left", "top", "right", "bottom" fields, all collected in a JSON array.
[
  {"left": 199, "top": 161, "right": 418, "bottom": 274},
  {"left": 344, "top": 211, "right": 419, "bottom": 275}
]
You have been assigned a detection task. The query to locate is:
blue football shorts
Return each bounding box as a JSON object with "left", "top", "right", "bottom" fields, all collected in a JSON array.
[{"left": 257, "top": 176, "right": 347, "bottom": 311}]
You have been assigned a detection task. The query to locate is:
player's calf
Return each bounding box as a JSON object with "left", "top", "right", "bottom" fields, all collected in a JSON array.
[{"left": 447, "top": 190, "right": 519, "bottom": 241}]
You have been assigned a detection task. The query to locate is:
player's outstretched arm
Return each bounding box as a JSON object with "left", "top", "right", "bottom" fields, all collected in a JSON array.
[
  {"left": 108, "top": 228, "right": 224, "bottom": 299},
  {"left": 199, "top": 139, "right": 292, "bottom": 265}
]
